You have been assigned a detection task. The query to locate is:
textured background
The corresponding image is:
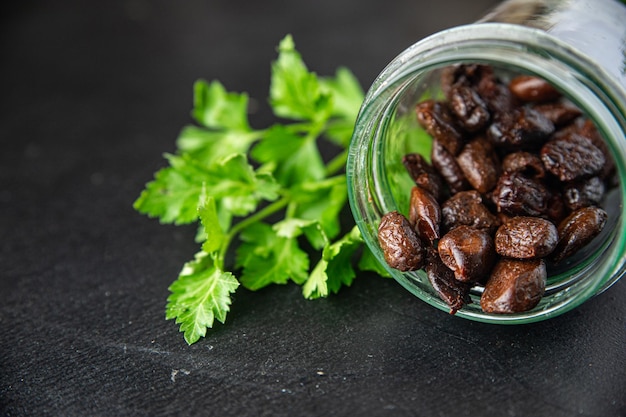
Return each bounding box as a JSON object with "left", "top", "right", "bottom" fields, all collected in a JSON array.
[{"left": 1, "top": 0, "right": 625, "bottom": 416}]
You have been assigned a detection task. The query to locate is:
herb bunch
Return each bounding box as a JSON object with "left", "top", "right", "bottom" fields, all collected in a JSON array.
[{"left": 134, "top": 35, "right": 387, "bottom": 344}]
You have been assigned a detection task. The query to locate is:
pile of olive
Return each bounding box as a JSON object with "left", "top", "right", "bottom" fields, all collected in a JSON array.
[{"left": 377, "top": 64, "right": 613, "bottom": 314}]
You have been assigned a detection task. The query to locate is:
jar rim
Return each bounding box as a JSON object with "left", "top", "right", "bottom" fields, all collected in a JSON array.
[{"left": 347, "top": 22, "right": 626, "bottom": 323}]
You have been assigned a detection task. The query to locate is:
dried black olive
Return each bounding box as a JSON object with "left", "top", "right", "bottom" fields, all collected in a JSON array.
[
  {"left": 501, "top": 151, "right": 545, "bottom": 179},
  {"left": 409, "top": 186, "right": 441, "bottom": 244},
  {"left": 456, "top": 136, "right": 500, "bottom": 193},
  {"left": 438, "top": 226, "right": 496, "bottom": 283},
  {"left": 377, "top": 211, "right": 425, "bottom": 271},
  {"left": 552, "top": 206, "right": 608, "bottom": 263},
  {"left": 425, "top": 248, "right": 472, "bottom": 315},
  {"left": 494, "top": 216, "right": 558, "bottom": 259},
  {"left": 449, "top": 84, "right": 490, "bottom": 132},
  {"left": 563, "top": 176, "right": 605, "bottom": 211},
  {"left": 532, "top": 102, "right": 582, "bottom": 127},
  {"left": 481, "top": 258, "right": 546, "bottom": 313},
  {"left": 541, "top": 133, "right": 605, "bottom": 182},
  {"left": 441, "top": 190, "right": 500, "bottom": 234},
  {"left": 488, "top": 107, "right": 554, "bottom": 150},
  {"left": 415, "top": 100, "right": 464, "bottom": 156},
  {"left": 378, "top": 64, "right": 617, "bottom": 315},
  {"left": 509, "top": 75, "right": 561, "bottom": 103},
  {"left": 492, "top": 172, "right": 551, "bottom": 217},
  {"left": 402, "top": 153, "right": 444, "bottom": 201},
  {"left": 431, "top": 139, "right": 470, "bottom": 194}
]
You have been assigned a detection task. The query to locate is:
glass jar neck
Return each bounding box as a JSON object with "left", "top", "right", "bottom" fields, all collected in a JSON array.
[
  {"left": 376, "top": 23, "right": 626, "bottom": 138},
  {"left": 480, "top": 0, "right": 626, "bottom": 89}
]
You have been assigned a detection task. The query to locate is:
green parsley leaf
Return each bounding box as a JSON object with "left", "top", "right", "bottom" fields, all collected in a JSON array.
[
  {"left": 176, "top": 125, "right": 258, "bottom": 166},
  {"left": 251, "top": 125, "right": 326, "bottom": 187},
  {"left": 358, "top": 244, "right": 392, "bottom": 278},
  {"left": 273, "top": 217, "right": 328, "bottom": 251},
  {"left": 133, "top": 152, "right": 280, "bottom": 225},
  {"left": 302, "top": 226, "right": 363, "bottom": 299},
  {"left": 386, "top": 114, "right": 434, "bottom": 214},
  {"left": 193, "top": 80, "right": 251, "bottom": 131},
  {"left": 290, "top": 176, "right": 348, "bottom": 247},
  {"left": 320, "top": 67, "right": 364, "bottom": 120},
  {"left": 319, "top": 67, "right": 364, "bottom": 147},
  {"left": 198, "top": 194, "right": 225, "bottom": 254},
  {"left": 324, "top": 226, "right": 364, "bottom": 293},
  {"left": 269, "top": 34, "right": 332, "bottom": 122},
  {"left": 273, "top": 217, "right": 322, "bottom": 239},
  {"left": 133, "top": 154, "right": 212, "bottom": 224},
  {"left": 135, "top": 34, "right": 390, "bottom": 344},
  {"left": 166, "top": 251, "right": 239, "bottom": 345},
  {"left": 215, "top": 153, "right": 281, "bottom": 216},
  {"left": 236, "top": 222, "right": 309, "bottom": 290}
]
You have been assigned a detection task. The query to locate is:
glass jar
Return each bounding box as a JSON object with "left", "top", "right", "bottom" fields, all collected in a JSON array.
[{"left": 347, "top": 0, "right": 626, "bottom": 323}]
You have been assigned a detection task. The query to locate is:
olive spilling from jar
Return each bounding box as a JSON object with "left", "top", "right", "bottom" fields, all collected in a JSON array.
[{"left": 377, "top": 64, "right": 614, "bottom": 315}]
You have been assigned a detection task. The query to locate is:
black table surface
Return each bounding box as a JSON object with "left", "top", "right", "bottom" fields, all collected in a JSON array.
[{"left": 2, "top": 1, "right": 625, "bottom": 416}]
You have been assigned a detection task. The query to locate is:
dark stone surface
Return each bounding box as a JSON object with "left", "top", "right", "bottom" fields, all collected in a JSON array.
[{"left": 1, "top": 0, "right": 625, "bottom": 416}]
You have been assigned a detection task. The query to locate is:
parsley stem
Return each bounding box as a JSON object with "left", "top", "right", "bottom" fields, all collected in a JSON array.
[
  {"left": 324, "top": 148, "right": 348, "bottom": 176},
  {"left": 216, "top": 196, "right": 290, "bottom": 269}
]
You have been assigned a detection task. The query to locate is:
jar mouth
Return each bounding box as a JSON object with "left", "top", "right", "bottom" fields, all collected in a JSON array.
[{"left": 347, "top": 23, "right": 626, "bottom": 323}]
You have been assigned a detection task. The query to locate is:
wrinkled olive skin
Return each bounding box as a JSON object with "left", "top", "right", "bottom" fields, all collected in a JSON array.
[
  {"left": 378, "top": 211, "right": 424, "bottom": 272},
  {"left": 501, "top": 151, "right": 545, "bottom": 179},
  {"left": 492, "top": 172, "right": 551, "bottom": 217},
  {"left": 441, "top": 190, "right": 500, "bottom": 234},
  {"left": 563, "top": 176, "right": 605, "bottom": 212},
  {"left": 541, "top": 133, "right": 605, "bottom": 182},
  {"left": 488, "top": 107, "right": 554, "bottom": 150},
  {"left": 495, "top": 216, "right": 558, "bottom": 259},
  {"left": 415, "top": 100, "right": 464, "bottom": 156},
  {"left": 449, "top": 84, "right": 490, "bottom": 132}
]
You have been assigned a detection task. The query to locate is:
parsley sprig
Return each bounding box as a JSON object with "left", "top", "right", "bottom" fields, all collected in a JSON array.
[{"left": 134, "top": 35, "right": 388, "bottom": 344}]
